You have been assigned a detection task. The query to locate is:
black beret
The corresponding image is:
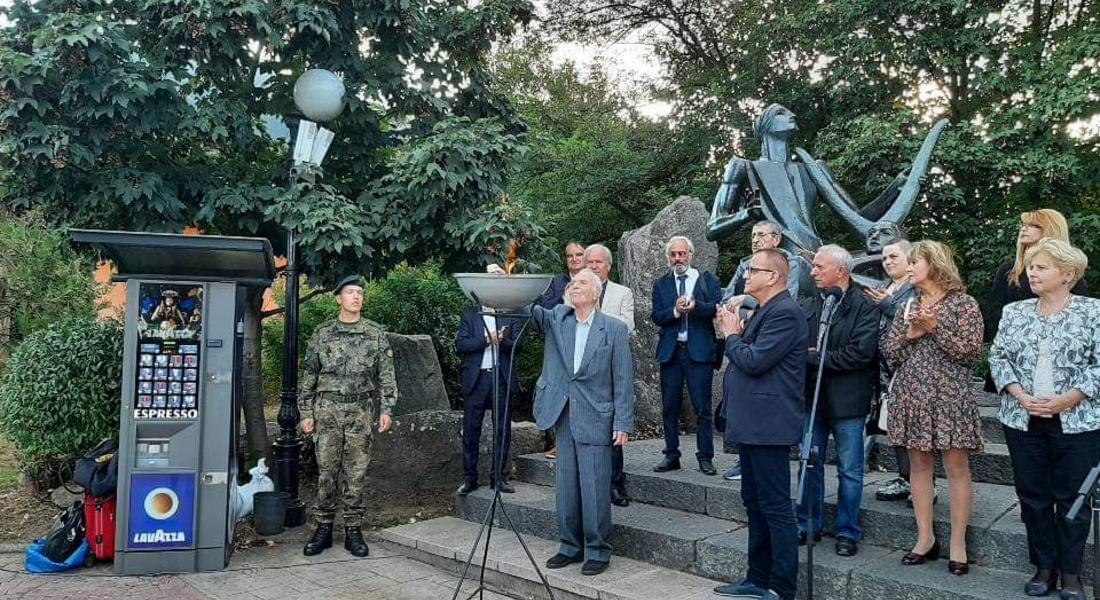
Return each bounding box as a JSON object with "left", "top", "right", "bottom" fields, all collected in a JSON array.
[{"left": 333, "top": 275, "right": 364, "bottom": 295}]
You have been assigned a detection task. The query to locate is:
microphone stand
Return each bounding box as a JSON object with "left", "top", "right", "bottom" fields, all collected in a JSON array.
[
  {"left": 796, "top": 296, "right": 837, "bottom": 600},
  {"left": 1066, "top": 463, "right": 1100, "bottom": 598},
  {"left": 452, "top": 299, "right": 556, "bottom": 600}
]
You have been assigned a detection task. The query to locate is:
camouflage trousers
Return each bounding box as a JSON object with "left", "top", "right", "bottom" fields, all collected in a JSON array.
[{"left": 313, "top": 397, "right": 374, "bottom": 525}]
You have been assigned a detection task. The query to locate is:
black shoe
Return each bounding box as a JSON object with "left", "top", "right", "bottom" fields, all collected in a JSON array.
[
  {"left": 303, "top": 523, "right": 333, "bottom": 556},
  {"left": 611, "top": 487, "right": 630, "bottom": 507},
  {"left": 456, "top": 481, "right": 479, "bottom": 496},
  {"left": 1025, "top": 568, "right": 1056, "bottom": 596},
  {"left": 1059, "top": 574, "right": 1086, "bottom": 600},
  {"left": 902, "top": 540, "right": 940, "bottom": 565},
  {"left": 699, "top": 458, "right": 717, "bottom": 476},
  {"left": 581, "top": 559, "right": 609, "bottom": 576},
  {"left": 344, "top": 526, "right": 369, "bottom": 557},
  {"left": 545, "top": 553, "right": 583, "bottom": 569},
  {"left": 797, "top": 531, "right": 822, "bottom": 546},
  {"left": 948, "top": 560, "right": 969, "bottom": 575},
  {"left": 835, "top": 536, "right": 858, "bottom": 557},
  {"left": 654, "top": 456, "right": 681, "bottom": 472},
  {"left": 492, "top": 480, "right": 515, "bottom": 494}
]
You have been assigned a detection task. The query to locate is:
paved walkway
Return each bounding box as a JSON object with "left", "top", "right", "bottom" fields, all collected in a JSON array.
[{"left": 0, "top": 539, "right": 515, "bottom": 599}]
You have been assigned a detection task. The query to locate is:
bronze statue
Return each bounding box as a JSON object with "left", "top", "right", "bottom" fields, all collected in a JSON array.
[{"left": 708, "top": 103, "right": 948, "bottom": 285}]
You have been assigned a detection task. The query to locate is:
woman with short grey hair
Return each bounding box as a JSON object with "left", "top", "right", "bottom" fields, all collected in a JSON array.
[{"left": 989, "top": 238, "right": 1100, "bottom": 599}]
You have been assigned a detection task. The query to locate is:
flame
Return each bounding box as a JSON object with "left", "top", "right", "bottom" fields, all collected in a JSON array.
[{"left": 503, "top": 239, "right": 520, "bottom": 275}]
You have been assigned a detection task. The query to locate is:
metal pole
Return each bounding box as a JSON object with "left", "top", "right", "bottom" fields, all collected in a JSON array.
[{"left": 273, "top": 111, "right": 306, "bottom": 528}]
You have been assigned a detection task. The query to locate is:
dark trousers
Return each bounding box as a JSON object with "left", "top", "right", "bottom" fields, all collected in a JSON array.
[
  {"left": 740, "top": 444, "right": 798, "bottom": 600},
  {"left": 611, "top": 445, "right": 625, "bottom": 493},
  {"left": 462, "top": 369, "right": 512, "bottom": 485},
  {"left": 1004, "top": 419, "right": 1100, "bottom": 575},
  {"left": 660, "top": 344, "right": 714, "bottom": 460}
]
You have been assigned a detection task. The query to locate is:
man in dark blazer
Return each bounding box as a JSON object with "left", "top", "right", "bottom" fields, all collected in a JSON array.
[
  {"left": 713, "top": 248, "right": 807, "bottom": 600},
  {"left": 797, "top": 244, "right": 879, "bottom": 557},
  {"left": 651, "top": 235, "right": 723, "bottom": 475},
  {"left": 497, "top": 266, "right": 634, "bottom": 576},
  {"left": 538, "top": 241, "right": 587, "bottom": 308},
  {"left": 454, "top": 305, "right": 523, "bottom": 495}
]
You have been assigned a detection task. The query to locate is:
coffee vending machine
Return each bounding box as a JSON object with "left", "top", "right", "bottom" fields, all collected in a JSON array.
[{"left": 72, "top": 230, "right": 275, "bottom": 575}]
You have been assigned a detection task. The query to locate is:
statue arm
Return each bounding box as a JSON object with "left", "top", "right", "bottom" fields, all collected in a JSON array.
[
  {"left": 708, "top": 157, "right": 751, "bottom": 241},
  {"left": 795, "top": 147, "right": 872, "bottom": 236},
  {"left": 815, "top": 160, "right": 859, "bottom": 211}
]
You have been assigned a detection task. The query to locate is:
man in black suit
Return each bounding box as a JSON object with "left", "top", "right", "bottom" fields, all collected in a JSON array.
[
  {"left": 454, "top": 305, "right": 522, "bottom": 495},
  {"left": 538, "top": 242, "right": 587, "bottom": 308},
  {"left": 713, "top": 248, "right": 807, "bottom": 600},
  {"left": 797, "top": 244, "right": 879, "bottom": 557},
  {"left": 651, "top": 236, "right": 723, "bottom": 475}
]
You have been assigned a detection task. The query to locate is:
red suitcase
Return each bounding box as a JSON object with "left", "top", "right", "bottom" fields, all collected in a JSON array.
[{"left": 84, "top": 493, "right": 116, "bottom": 565}]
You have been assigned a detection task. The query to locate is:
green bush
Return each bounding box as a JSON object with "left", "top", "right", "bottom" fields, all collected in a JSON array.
[
  {"left": 0, "top": 317, "right": 123, "bottom": 487},
  {"left": 0, "top": 213, "right": 102, "bottom": 345},
  {"left": 261, "top": 279, "right": 340, "bottom": 399}
]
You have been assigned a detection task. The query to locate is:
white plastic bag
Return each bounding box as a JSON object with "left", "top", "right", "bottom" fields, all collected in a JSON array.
[{"left": 235, "top": 458, "right": 275, "bottom": 520}]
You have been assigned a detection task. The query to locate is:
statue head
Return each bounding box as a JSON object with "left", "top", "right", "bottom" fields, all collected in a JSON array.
[
  {"left": 754, "top": 104, "right": 798, "bottom": 159},
  {"left": 866, "top": 221, "right": 905, "bottom": 254}
]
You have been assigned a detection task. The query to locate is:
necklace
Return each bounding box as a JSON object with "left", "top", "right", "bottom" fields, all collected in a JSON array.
[{"left": 1037, "top": 294, "right": 1072, "bottom": 317}]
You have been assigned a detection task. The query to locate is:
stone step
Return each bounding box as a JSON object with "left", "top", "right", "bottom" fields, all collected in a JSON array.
[
  {"left": 378, "top": 516, "right": 726, "bottom": 600},
  {"left": 454, "top": 482, "right": 1070, "bottom": 600},
  {"left": 510, "top": 438, "right": 1094, "bottom": 581},
  {"left": 980, "top": 406, "right": 1005, "bottom": 444}
]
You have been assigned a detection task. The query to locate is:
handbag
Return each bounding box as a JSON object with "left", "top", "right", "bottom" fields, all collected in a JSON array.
[
  {"left": 876, "top": 372, "right": 897, "bottom": 432},
  {"left": 40, "top": 501, "right": 86, "bottom": 563},
  {"left": 73, "top": 439, "right": 119, "bottom": 498}
]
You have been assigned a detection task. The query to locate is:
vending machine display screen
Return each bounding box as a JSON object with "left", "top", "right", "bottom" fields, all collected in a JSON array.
[{"left": 134, "top": 283, "right": 203, "bottom": 420}]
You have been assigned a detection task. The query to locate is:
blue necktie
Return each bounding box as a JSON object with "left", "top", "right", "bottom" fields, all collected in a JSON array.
[{"left": 678, "top": 275, "right": 688, "bottom": 334}]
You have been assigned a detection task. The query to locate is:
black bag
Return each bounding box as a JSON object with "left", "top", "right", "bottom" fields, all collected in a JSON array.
[
  {"left": 73, "top": 439, "right": 119, "bottom": 498},
  {"left": 41, "top": 501, "right": 86, "bottom": 563},
  {"left": 714, "top": 397, "right": 727, "bottom": 433}
]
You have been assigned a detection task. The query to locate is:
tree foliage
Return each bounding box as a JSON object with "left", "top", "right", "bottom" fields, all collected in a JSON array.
[
  {"left": 0, "top": 0, "right": 543, "bottom": 281},
  {"left": 546, "top": 0, "right": 1100, "bottom": 298}
]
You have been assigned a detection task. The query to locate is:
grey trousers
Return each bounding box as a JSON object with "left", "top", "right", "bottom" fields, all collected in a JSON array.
[{"left": 554, "top": 404, "right": 613, "bottom": 562}]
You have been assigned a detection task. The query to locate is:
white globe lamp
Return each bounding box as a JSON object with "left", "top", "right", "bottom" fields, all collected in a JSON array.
[{"left": 293, "top": 69, "right": 345, "bottom": 122}]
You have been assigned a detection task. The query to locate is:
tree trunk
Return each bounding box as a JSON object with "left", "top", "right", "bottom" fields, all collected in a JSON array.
[{"left": 241, "top": 291, "right": 270, "bottom": 466}]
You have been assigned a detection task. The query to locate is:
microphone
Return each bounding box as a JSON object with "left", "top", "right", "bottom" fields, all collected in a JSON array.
[{"left": 816, "top": 287, "right": 844, "bottom": 348}]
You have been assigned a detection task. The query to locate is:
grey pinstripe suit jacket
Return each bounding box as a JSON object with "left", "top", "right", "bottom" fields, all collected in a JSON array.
[{"left": 527, "top": 304, "right": 635, "bottom": 445}]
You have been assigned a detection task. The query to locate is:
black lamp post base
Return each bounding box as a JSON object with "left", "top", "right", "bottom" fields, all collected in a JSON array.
[{"left": 284, "top": 501, "right": 306, "bottom": 528}]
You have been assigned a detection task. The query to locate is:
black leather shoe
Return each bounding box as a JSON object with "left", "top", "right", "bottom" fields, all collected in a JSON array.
[
  {"left": 492, "top": 480, "right": 515, "bottom": 494},
  {"left": 611, "top": 487, "right": 630, "bottom": 507},
  {"left": 699, "top": 458, "right": 717, "bottom": 476},
  {"left": 545, "top": 553, "right": 583, "bottom": 569},
  {"left": 1025, "top": 568, "right": 1056, "bottom": 596},
  {"left": 344, "top": 526, "right": 369, "bottom": 557},
  {"left": 654, "top": 456, "right": 681, "bottom": 472},
  {"left": 902, "top": 540, "right": 940, "bottom": 565},
  {"left": 948, "top": 560, "right": 969, "bottom": 575},
  {"left": 456, "top": 481, "right": 479, "bottom": 496},
  {"left": 1060, "top": 574, "right": 1086, "bottom": 600},
  {"left": 835, "top": 536, "right": 858, "bottom": 557},
  {"left": 581, "top": 559, "right": 609, "bottom": 576},
  {"left": 797, "top": 531, "right": 822, "bottom": 546},
  {"left": 303, "top": 523, "right": 333, "bottom": 556}
]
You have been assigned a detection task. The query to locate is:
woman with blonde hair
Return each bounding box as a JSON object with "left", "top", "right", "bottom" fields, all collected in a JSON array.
[
  {"left": 989, "top": 238, "right": 1099, "bottom": 599},
  {"left": 986, "top": 209, "right": 1085, "bottom": 339},
  {"left": 884, "top": 240, "right": 984, "bottom": 576}
]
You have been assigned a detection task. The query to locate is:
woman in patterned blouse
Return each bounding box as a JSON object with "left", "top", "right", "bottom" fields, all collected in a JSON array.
[
  {"left": 883, "top": 240, "right": 984, "bottom": 576},
  {"left": 989, "top": 238, "right": 1099, "bottom": 600}
]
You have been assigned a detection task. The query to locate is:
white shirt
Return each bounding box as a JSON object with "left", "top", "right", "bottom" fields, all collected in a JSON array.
[
  {"left": 573, "top": 309, "right": 595, "bottom": 375},
  {"left": 672, "top": 267, "right": 700, "bottom": 342},
  {"left": 480, "top": 309, "right": 499, "bottom": 370}
]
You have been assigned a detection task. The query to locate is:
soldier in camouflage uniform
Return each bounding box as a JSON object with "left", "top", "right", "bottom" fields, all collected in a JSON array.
[{"left": 299, "top": 275, "right": 397, "bottom": 557}]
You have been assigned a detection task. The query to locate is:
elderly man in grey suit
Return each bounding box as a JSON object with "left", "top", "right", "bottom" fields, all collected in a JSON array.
[{"left": 492, "top": 265, "right": 634, "bottom": 575}]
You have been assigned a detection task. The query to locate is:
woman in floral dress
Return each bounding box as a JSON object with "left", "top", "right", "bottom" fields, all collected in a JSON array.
[{"left": 883, "top": 240, "right": 983, "bottom": 576}]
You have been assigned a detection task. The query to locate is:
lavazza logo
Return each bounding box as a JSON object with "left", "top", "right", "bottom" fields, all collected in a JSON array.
[
  {"left": 134, "top": 408, "right": 199, "bottom": 419},
  {"left": 133, "top": 529, "right": 186, "bottom": 544}
]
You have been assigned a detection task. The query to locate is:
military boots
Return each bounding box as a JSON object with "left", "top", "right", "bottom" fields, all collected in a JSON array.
[
  {"left": 303, "top": 523, "right": 333, "bottom": 556},
  {"left": 344, "top": 526, "right": 369, "bottom": 557}
]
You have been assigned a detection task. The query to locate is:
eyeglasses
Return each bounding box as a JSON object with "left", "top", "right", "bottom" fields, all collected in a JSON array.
[{"left": 747, "top": 267, "right": 775, "bottom": 276}]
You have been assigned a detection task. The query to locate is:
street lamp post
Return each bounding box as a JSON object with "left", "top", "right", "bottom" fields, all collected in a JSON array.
[{"left": 273, "top": 69, "right": 345, "bottom": 528}]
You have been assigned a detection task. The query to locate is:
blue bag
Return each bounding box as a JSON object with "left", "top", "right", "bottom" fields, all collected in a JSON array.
[{"left": 24, "top": 538, "right": 89, "bottom": 573}]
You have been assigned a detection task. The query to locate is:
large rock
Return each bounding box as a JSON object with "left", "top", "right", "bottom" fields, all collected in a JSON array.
[
  {"left": 365, "top": 409, "right": 543, "bottom": 495},
  {"left": 619, "top": 196, "right": 721, "bottom": 434},
  {"left": 385, "top": 333, "right": 450, "bottom": 415},
  {"left": 477, "top": 419, "right": 546, "bottom": 481}
]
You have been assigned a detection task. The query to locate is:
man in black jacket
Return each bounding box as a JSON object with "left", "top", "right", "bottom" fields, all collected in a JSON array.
[{"left": 797, "top": 244, "right": 879, "bottom": 557}]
